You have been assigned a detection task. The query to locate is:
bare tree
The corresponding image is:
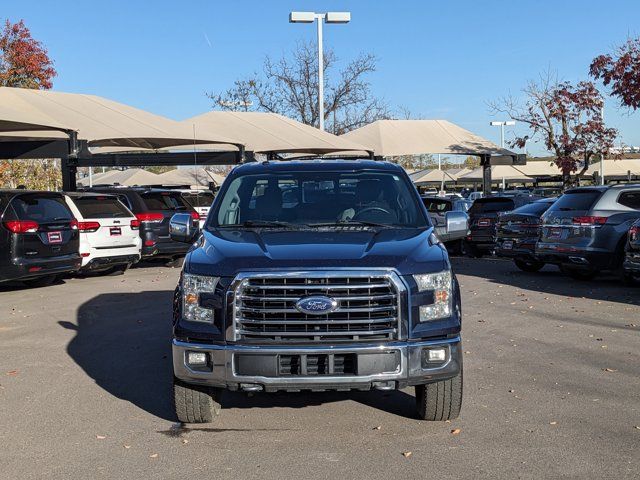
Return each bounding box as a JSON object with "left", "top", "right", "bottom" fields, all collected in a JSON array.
[
  {"left": 490, "top": 73, "right": 617, "bottom": 187},
  {"left": 210, "top": 41, "right": 391, "bottom": 134}
]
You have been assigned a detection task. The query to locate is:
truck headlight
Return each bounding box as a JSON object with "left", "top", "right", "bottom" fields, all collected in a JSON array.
[
  {"left": 413, "top": 271, "right": 452, "bottom": 322},
  {"left": 182, "top": 273, "right": 219, "bottom": 323}
]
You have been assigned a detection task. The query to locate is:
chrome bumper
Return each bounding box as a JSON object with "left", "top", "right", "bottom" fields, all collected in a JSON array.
[{"left": 172, "top": 336, "right": 461, "bottom": 392}]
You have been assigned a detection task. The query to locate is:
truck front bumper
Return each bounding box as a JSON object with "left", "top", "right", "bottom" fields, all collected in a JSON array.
[{"left": 173, "top": 336, "right": 461, "bottom": 392}]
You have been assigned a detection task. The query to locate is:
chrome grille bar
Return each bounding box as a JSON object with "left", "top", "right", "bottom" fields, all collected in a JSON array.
[{"left": 233, "top": 273, "right": 401, "bottom": 343}]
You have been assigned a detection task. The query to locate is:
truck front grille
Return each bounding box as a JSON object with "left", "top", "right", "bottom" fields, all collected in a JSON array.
[{"left": 234, "top": 275, "right": 400, "bottom": 343}]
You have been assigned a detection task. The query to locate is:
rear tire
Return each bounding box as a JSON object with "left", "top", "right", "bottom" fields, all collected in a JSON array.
[
  {"left": 22, "top": 274, "right": 57, "bottom": 288},
  {"left": 173, "top": 377, "right": 221, "bottom": 423},
  {"left": 514, "top": 258, "right": 545, "bottom": 273},
  {"left": 415, "top": 371, "right": 463, "bottom": 421}
]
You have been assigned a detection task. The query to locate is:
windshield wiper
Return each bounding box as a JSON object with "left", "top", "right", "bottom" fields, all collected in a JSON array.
[
  {"left": 310, "top": 220, "right": 395, "bottom": 228},
  {"left": 219, "top": 220, "right": 304, "bottom": 229}
]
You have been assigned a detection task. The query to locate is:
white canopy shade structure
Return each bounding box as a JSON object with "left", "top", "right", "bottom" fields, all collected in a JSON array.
[
  {"left": 77, "top": 168, "right": 160, "bottom": 187},
  {"left": 0, "top": 87, "right": 241, "bottom": 149},
  {"left": 584, "top": 159, "right": 640, "bottom": 178},
  {"left": 458, "top": 165, "right": 534, "bottom": 183},
  {"left": 341, "top": 120, "right": 516, "bottom": 158},
  {"left": 516, "top": 161, "right": 561, "bottom": 178},
  {"left": 411, "top": 169, "right": 458, "bottom": 185},
  {"left": 156, "top": 168, "right": 226, "bottom": 188},
  {"left": 181, "top": 111, "right": 370, "bottom": 155}
]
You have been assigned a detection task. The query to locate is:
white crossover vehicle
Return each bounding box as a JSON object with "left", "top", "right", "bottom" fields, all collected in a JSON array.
[{"left": 64, "top": 193, "right": 141, "bottom": 274}]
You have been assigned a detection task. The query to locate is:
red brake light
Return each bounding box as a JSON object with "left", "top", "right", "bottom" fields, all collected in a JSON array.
[
  {"left": 3, "top": 220, "right": 39, "bottom": 233},
  {"left": 572, "top": 216, "right": 607, "bottom": 226},
  {"left": 78, "top": 221, "right": 101, "bottom": 232},
  {"left": 190, "top": 211, "right": 200, "bottom": 221},
  {"left": 130, "top": 219, "right": 141, "bottom": 229},
  {"left": 136, "top": 213, "right": 164, "bottom": 223},
  {"left": 70, "top": 219, "right": 78, "bottom": 230}
]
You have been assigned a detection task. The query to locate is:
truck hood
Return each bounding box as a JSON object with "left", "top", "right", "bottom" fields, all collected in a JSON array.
[{"left": 186, "top": 227, "right": 448, "bottom": 277}]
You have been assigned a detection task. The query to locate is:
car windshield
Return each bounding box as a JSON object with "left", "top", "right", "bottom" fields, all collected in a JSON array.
[
  {"left": 73, "top": 196, "right": 132, "bottom": 218},
  {"left": 422, "top": 198, "right": 452, "bottom": 213},
  {"left": 547, "top": 190, "right": 602, "bottom": 212},
  {"left": 469, "top": 198, "right": 515, "bottom": 214},
  {"left": 511, "top": 201, "right": 554, "bottom": 216},
  {"left": 10, "top": 194, "right": 73, "bottom": 222},
  {"left": 211, "top": 170, "right": 428, "bottom": 228},
  {"left": 141, "top": 192, "right": 190, "bottom": 211},
  {"left": 182, "top": 191, "right": 215, "bottom": 207}
]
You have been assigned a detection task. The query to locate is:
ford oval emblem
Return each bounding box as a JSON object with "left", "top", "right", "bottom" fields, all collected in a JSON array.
[{"left": 295, "top": 296, "right": 338, "bottom": 315}]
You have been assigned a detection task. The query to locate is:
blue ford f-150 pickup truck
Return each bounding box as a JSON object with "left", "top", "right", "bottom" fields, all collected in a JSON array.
[{"left": 168, "top": 160, "right": 467, "bottom": 422}]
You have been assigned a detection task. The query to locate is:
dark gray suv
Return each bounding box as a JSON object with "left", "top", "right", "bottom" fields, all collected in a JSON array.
[{"left": 536, "top": 184, "right": 640, "bottom": 280}]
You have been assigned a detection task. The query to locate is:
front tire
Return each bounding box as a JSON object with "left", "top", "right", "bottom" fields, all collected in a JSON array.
[
  {"left": 514, "top": 258, "right": 544, "bottom": 273},
  {"left": 415, "top": 371, "right": 463, "bottom": 421},
  {"left": 173, "top": 377, "right": 221, "bottom": 423}
]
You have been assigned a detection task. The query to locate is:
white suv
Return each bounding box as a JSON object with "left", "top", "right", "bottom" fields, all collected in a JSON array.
[{"left": 64, "top": 193, "right": 141, "bottom": 274}]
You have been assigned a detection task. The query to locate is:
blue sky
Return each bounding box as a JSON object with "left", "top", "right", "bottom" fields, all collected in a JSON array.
[{"left": 4, "top": 0, "right": 640, "bottom": 155}]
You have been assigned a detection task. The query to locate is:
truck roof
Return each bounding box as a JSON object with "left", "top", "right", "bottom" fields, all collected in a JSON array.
[{"left": 230, "top": 159, "right": 404, "bottom": 175}]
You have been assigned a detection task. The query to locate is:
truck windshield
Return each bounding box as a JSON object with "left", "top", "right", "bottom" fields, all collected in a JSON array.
[{"left": 211, "top": 171, "right": 428, "bottom": 228}]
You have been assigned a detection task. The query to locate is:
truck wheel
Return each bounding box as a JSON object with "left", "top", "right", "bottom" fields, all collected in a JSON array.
[
  {"left": 514, "top": 259, "right": 544, "bottom": 273},
  {"left": 173, "top": 377, "right": 221, "bottom": 423},
  {"left": 415, "top": 371, "right": 463, "bottom": 421}
]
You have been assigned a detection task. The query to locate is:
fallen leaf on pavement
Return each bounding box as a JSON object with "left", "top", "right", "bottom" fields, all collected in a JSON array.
[
  {"left": 123, "top": 445, "right": 131, "bottom": 449},
  {"left": 402, "top": 451, "right": 412, "bottom": 458},
  {"left": 181, "top": 439, "right": 189, "bottom": 444},
  {"left": 549, "top": 421, "right": 557, "bottom": 425},
  {"left": 451, "top": 429, "right": 461, "bottom": 435},
  {"left": 96, "top": 435, "right": 106, "bottom": 439},
  {"left": 149, "top": 453, "right": 158, "bottom": 458},
  {"left": 6, "top": 370, "right": 18, "bottom": 376},
  {"left": 603, "top": 368, "right": 617, "bottom": 372},
  {"left": 372, "top": 426, "right": 381, "bottom": 430}
]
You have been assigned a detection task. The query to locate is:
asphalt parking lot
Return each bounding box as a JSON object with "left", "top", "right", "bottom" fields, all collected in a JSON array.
[{"left": 1, "top": 258, "right": 639, "bottom": 479}]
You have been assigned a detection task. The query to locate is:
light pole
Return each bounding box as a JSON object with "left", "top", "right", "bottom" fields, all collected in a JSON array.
[
  {"left": 289, "top": 11, "right": 351, "bottom": 131},
  {"left": 490, "top": 120, "right": 516, "bottom": 148}
]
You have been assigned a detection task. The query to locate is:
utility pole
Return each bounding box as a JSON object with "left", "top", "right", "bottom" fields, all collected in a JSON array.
[{"left": 290, "top": 11, "right": 351, "bottom": 131}]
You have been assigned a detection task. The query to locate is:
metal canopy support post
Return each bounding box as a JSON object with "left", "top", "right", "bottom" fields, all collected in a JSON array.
[
  {"left": 481, "top": 155, "right": 491, "bottom": 196},
  {"left": 62, "top": 130, "right": 79, "bottom": 191}
]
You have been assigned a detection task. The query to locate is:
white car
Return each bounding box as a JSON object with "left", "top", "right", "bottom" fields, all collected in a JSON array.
[{"left": 64, "top": 193, "right": 141, "bottom": 274}]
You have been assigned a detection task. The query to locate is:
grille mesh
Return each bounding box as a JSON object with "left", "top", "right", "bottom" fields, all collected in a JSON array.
[{"left": 234, "top": 276, "right": 399, "bottom": 342}]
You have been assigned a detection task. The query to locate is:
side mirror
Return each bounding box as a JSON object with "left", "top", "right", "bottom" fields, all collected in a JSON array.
[
  {"left": 169, "top": 213, "right": 196, "bottom": 243},
  {"left": 444, "top": 211, "right": 468, "bottom": 236}
]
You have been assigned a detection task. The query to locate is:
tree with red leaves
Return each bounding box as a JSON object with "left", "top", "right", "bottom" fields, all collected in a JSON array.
[
  {"left": 590, "top": 37, "right": 640, "bottom": 110},
  {"left": 491, "top": 75, "right": 617, "bottom": 188},
  {"left": 0, "top": 19, "right": 56, "bottom": 89}
]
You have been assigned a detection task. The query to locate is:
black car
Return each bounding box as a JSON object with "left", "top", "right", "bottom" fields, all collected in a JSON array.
[
  {"left": 623, "top": 219, "right": 640, "bottom": 284},
  {"left": 464, "top": 195, "right": 540, "bottom": 257},
  {"left": 536, "top": 185, "right": 640, "bottom": 280},
  {"left": 85, "top": 187, "right": 199, "bottom": 260},
  {"left": 0, "top": 190, "right": 81, "bottom": 286},
  {"left": 495, "top": 197, "right": 556, "bottom": 272}
]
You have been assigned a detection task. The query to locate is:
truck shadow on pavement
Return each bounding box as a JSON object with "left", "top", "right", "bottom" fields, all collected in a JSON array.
[
  {"left": 59, "top": 290, "right": 176, "bottom": 421},
  {"left": 59, "top": 290, "right": 419, "bottom": 422}
]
